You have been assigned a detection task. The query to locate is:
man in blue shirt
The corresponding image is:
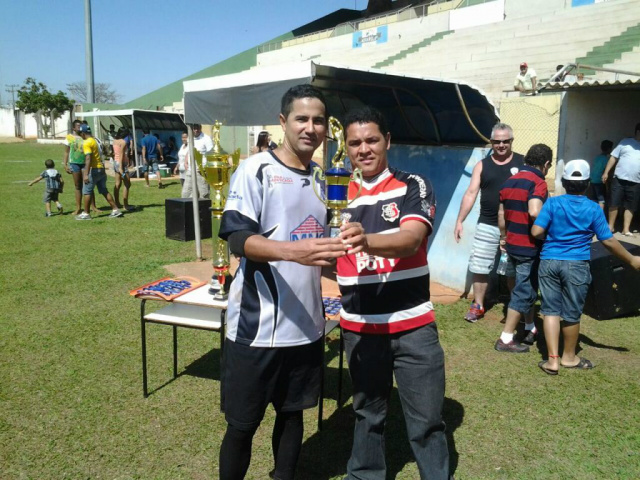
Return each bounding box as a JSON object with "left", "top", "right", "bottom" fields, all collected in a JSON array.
[
  {"left": 140, "top": 129, "right": 164, "bottom": 188},
  {"left": 532, "top": 159, "right": 640, "bottom": 375}
]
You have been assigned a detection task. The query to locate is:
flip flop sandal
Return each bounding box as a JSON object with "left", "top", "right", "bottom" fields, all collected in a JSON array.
[
  {"left": 561, "top": 357, "right": 594, "bottom": 369},
  {"left": 538, "top": 360, "right": 558, "bottom": 375}
]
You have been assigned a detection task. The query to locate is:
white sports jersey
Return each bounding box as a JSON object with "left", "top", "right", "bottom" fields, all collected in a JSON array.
[{"left": 220, "top": 151, "right": 327, "bottom": 347}]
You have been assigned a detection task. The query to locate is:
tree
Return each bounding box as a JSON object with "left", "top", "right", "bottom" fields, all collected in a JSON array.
[
  {"left": 66, "top": 81, "right": 122, "bottom": 104},
  {"left": 16, "top": 77, "right": 74, "bottom": 138}
]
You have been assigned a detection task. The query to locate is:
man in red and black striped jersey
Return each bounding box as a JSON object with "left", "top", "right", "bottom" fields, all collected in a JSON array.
[
  {"left": 496, "top": 144, "right": 552, "bottom": 353},
  {"left": 338, "top": 107, "right": 449, "bottom": 479}
]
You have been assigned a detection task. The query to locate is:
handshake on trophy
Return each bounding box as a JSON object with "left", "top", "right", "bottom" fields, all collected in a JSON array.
[{"left": 312, "top": 117, "right": 363, "bottom": 238}]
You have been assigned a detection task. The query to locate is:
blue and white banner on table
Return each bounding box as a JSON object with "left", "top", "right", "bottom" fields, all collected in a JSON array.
[{"left": 352, "top": 25, "right": 388, "bottom": 48}]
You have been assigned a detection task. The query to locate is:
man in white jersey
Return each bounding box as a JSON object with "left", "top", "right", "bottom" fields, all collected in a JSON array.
[{"left": 218, "top": 85, "right": 346, "bottom": 480}]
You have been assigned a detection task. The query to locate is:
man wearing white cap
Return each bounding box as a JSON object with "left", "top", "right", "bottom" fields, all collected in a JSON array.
[
  {"left": 514, "top": 62, "right": 537, "bottom": 94},
  {"left": 532, "top": 160, "right": 640, "bottom": 375}
]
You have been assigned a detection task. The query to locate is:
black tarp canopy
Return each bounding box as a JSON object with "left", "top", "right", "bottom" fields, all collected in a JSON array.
[{"left": 183, "top": 61, "right": 498, "bottom": 146}]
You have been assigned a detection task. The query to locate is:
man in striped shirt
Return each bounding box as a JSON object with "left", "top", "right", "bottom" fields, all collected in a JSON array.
[
  {"left": 338, "top": 106, "right": 449, "bottom": 479},
  {"left": 496, "top": 144, "right": 552, "bottom": 352}
]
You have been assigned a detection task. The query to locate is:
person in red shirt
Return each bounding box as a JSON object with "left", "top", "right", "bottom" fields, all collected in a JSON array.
[
  {"left": 339, "top": 106, "right": 449, "bottom": 480},
  {"left": 496, "top": 144, "right": 552, "bottom": 352}
]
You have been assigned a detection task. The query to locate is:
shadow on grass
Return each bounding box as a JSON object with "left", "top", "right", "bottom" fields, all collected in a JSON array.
[
  {"left": 182, "top": 347, "right": 222, "bottom": 380},
  {"left": 299, "top": 389, "right": 463, "bottom": 479},
  {"left": 143, "top": 346, "right": 222, "bottom": 397},
  {"left": 307, "top": 336, "right": 464, "bottom": 479},
  {"left": 579, "top": 333, "right": 629, "bottom": 352}
]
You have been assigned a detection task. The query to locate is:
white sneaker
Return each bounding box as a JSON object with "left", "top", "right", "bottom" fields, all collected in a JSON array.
[
  {"left": 76, "top": 212, "right": 92, "bottom": 221},
  {"left": 109, "top": 210, "right": 123, "bottom": 218},
  {"left": 56, "top": 203, "right": 63, "bottom": 214}
]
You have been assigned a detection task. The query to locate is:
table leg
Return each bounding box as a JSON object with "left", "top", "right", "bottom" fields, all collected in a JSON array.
[
  {"left": 338, "top": 326, "right": 344, "bottom": 407},
  {"left": 173, "top": 325, "right": 178, "bottom": 378},
  {"left": 141, "top": 299, "right": 149, "bottom": 398},
  {"left": 219, "top": 309, "right": 226, "bottom": 413},
  {"left": 318, "top": 330, "right": 326, "bottom": 431}
]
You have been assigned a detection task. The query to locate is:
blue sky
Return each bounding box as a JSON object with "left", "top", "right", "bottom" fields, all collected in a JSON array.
[{"left": 0, "top": 0, "right": 360, "bottom": 104}]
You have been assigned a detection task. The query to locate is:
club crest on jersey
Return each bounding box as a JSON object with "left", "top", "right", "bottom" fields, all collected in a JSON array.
[
  {"left": 510, "top": 167, "right": 519, "bottom": 175},
  {"left": 381, "top": 202, "right": 400, "bottom": 222},
  {"left": 290, "top": 215, "right": 324, "bottom": 241}
]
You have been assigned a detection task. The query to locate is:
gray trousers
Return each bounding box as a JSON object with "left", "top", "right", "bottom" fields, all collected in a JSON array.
[{"left": 181, "top": 171, "right": 210, "bottom": 199}]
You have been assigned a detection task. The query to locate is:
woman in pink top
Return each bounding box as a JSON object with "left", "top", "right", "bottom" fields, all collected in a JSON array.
[{"left": 112, "top": 128, "right": 134, "bottom": 211}]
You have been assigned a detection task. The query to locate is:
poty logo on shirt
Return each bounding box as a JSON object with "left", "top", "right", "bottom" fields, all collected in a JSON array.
[
  {"left": 267, "top": 174, "right": 294, "bottom": 188},
  {"left": 290, "top": 215, "right": 324, "bottom": 241}
]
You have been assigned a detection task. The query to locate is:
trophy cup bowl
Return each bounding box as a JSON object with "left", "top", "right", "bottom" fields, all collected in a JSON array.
[{"left": 312, "top": 117, "right": 363, "bottom": 237}]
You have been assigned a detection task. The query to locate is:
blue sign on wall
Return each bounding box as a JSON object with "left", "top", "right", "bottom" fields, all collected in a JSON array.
[
  {"left": 572, "top": 0, "right": 595, "bottom": 7},
  {"left": 352, "top": 25, "right": 388, "bottom": 48}
]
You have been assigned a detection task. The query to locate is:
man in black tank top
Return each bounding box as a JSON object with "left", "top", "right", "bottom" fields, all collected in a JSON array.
[{"left": 454, "top": 123, "right": 524, "bottom": 322}]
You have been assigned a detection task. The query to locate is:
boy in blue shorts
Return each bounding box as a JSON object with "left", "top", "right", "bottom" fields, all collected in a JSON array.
[
  {"left": 29, "top": 159, "right": 64, "bottom": 217},
  {"left": 532, "top": 160, "right": 640, "bottom": 375}
]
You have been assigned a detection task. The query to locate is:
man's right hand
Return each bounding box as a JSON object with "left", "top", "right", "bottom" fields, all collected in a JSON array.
[
  {"left": 630, "top": 256, "right": 640, "bottom": 271},
  {"left": 285, "top": 237, "right": 346, "bottom": 266},
  {"left": 454, "top": 222, "right": 463, "bottom": 243},
  {"left": 601, "top": 172, "right": 609, "bottom": 183}
]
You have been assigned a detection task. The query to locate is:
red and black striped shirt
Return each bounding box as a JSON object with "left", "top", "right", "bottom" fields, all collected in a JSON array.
[
  {"left": 499, "top": 165, "right": 548, "bottom": 257},
  {"left": 336, "top": 168, "right": 436, "bottom": 334}
]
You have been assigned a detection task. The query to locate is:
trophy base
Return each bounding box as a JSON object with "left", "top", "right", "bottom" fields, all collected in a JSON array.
[
  {"left": 208, "top": 276, "right": 221, "bottom": 295},
  {"left": 329, "top": 226, "right": 341, "bottom": 238},
  {"left": 213, "top": 291, "right": 228, "bottom": 301}
]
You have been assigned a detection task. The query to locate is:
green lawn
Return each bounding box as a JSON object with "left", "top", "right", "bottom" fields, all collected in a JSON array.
[{"left": 1, "top": 141, "right": 639, "bottom": 479}]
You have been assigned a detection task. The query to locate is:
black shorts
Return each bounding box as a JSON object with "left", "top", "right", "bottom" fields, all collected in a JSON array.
[
  {"left": 221, "top": 337, "right": 323, "bottom": 430},
  {"left": 610, "top": 177, "right": 640, "bottom": 211}
]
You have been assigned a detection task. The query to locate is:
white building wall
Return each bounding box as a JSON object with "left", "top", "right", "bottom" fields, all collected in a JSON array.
[
  {"left": 0, "top": 108, "right": 71, "bottom": 139},
  {"left": 0, "top": 108, "right": 16, "bottom": 136}
]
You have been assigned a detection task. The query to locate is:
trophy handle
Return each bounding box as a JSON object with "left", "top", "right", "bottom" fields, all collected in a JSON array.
[
  {"left": 230, "top": 148, "right": 241, "bottom": 174},
  {"left": 312, "top": 166, "right": 326, "bottom": 204},
  {"left": 347, "top": 168, "right": 363, "bottom": 206}
]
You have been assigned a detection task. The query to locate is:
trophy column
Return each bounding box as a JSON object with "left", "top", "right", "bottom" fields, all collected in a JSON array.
[{"left": 195, "top": 121, "right": 232, "bottom": 299}]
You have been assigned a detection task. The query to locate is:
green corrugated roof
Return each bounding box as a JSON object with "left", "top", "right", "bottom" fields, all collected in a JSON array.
[{"left": 121, "top": 32, "right": 294, "bottom": 110}]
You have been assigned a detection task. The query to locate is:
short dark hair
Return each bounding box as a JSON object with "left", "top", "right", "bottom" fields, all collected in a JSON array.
[
  {"left": 601, "top": 139, "right": 613, "bottom": 151},
  {"left": 343, "top": 106, "right": 389, "bottom": 139},
  {"left": 280, "top": 85, "right": 327, "bottom": 119},
  {"left": 192, "top": 124, "right": 202, "bottom": 130},
  {"left": 524, "top": 143, "right": 553, "bottom": 168},
  {"left": 45, "top": 159, "right": 55, "bottom": 168},
  {"left": 142, "top": 128, "right": 150, "bottom": 134},
  {"left": 72, "top": 119, "right": 82, "bottom": 126},
  {"left": 562, "top": 177, "right": 590, "bottom": 194}
]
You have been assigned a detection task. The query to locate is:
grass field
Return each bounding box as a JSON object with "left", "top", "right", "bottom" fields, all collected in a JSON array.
[{"left": 1, "top": 141, "right": 639, "bottom": 479}]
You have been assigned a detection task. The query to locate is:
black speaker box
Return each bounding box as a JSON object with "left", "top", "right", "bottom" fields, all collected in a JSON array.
[
  {"left": 583, "top": 240, "right": 640, "bottom": 320},
  {"left": 165, "top": 198, "right": 212, "bottom": 242}
]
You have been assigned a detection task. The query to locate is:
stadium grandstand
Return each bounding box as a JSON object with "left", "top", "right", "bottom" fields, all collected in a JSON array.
[{"left": 119, "top": 0, "right": 640, "bottom": 112}]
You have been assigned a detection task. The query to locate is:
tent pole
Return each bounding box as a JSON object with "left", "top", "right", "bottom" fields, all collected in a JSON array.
[
  {"left": 187, "top": 125, "right": 202, "bottom": 260},
  {"left": 131, "top": 113, "right": 139, "bottom": 169}
]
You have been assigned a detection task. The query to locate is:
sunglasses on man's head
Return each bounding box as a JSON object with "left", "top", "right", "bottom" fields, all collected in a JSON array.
[{"left": 491, "top": 139, "right": 512, "bottom": 145}]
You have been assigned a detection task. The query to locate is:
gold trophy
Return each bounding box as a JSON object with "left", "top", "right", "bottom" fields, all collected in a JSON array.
[
  {"left": 312, "top": 117, "right": 363, "bottom": 238},
  {"left": 194, "top": 121, "right": 236, "bottom": 300}
]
